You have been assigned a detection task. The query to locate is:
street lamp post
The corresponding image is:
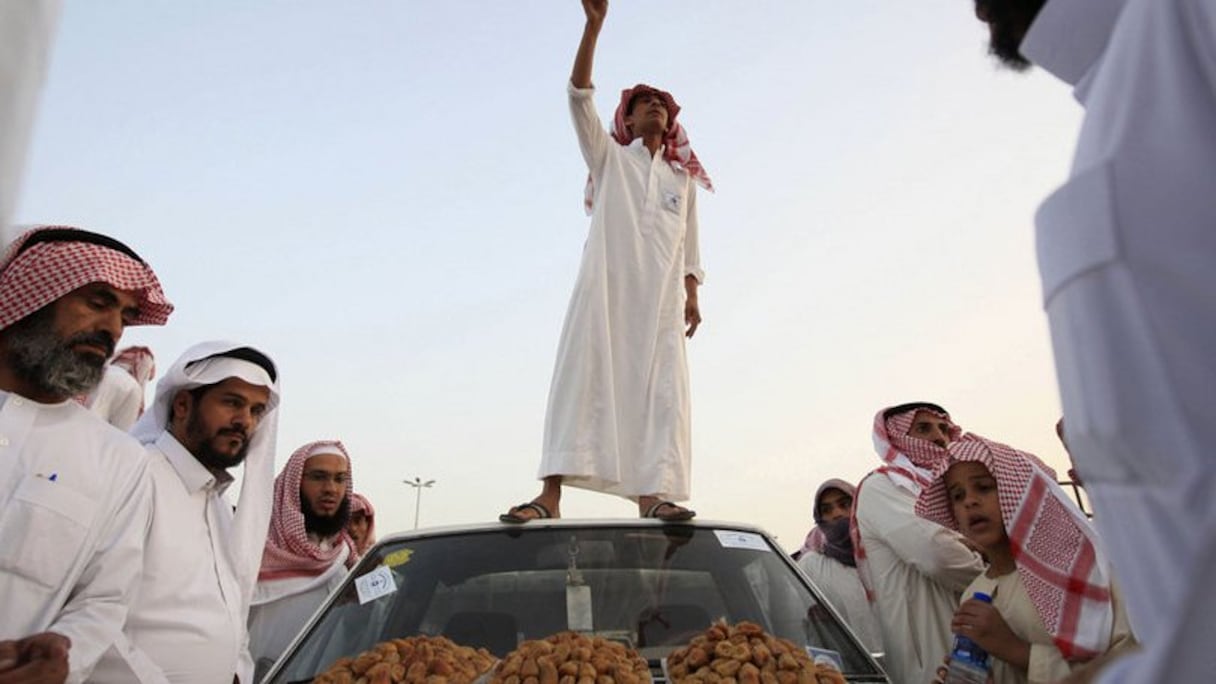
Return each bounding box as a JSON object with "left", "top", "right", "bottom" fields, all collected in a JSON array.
[{"left": 403, "top": 476, "right": 436, "bottom": 529}]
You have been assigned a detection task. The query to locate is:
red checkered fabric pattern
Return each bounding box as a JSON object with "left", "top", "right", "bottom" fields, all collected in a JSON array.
[
  {"left": 258, "top": 440, "right": 357, "bottom": 581},
  {"left": 111, "top": 345, "right": 156, "bottom": 414},
  {"left": 851, "top": 406, "right": 960, "bottom": 601},
  {"left": 879, "top": 408, "right": 960, "bottom": 474},
  {"left": 349, "top": 492, "right": 377, "bottom": 556},
  {"left": 583, "top": 83, "right": 714, "bottom": 214},
  {"left": 915, "top": 434, "right": 1114, "bottom": 660},
  {"left": 0, "top": 226, "right": 172, "bottom": 329}
]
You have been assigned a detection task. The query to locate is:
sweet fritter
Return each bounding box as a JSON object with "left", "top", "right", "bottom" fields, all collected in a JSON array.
[
  {"left": 666, "top": 621, "right": 847, "bottom": 684},
  {"left": 489, "top": 631, "right": 650, "bottom": 684},
  {"left": 314, "top": 635, "right": 497, "bottom": 684}
]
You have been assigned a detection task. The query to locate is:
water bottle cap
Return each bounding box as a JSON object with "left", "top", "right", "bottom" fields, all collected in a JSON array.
[{"left": 973, "top": 592, "right": 993, "bottom": 603}]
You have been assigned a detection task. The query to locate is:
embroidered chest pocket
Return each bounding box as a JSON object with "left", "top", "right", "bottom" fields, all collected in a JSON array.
[
  {"left": 0, "top": 475, "right": 95, "bottom": 590},
  {"left": 661, "top": 188, "right": 683, "bottom": 214}
]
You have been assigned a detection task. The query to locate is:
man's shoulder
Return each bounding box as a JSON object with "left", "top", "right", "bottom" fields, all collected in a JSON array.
[
  {"left": 104, "top": 364, "right": 143, "bottom": 393},
  {"left": 854, "top": 474, "right": 914, "bottom": 528},
  {"left": 856, "top": 471, "right": 909, "bottom": 506}
]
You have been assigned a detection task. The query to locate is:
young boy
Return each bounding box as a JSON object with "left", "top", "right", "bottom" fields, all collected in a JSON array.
[{"left": 917, "top": 435, "right": 1135, "bottom": 684}]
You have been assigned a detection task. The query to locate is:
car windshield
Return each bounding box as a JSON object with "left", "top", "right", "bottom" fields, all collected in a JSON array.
[{"left": 267, "top": 523, "right": 885, "bottom": 683}]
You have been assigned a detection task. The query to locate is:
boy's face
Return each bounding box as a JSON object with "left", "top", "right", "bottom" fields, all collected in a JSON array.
[
  {"left": 624, "top": 91, "right": 670, "bottom": 138},
  {"left": 945, "top": 461, "right": 1008, "bottom": 550}
]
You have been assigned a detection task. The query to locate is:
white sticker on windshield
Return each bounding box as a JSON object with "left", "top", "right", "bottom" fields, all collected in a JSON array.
[
  {"left": 806, "top": 647, "right": 843, "bottom": 672},
  {"left": 714, "top": 530, "right": 770, "bottom": 551},
  {"left": 355, "top": 565, "right": 397, "bottom": 605}
]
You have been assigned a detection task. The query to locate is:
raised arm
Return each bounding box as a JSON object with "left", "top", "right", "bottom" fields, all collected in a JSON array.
[{"left": 571, "top": 0, "right": 606, "bottom": 88}]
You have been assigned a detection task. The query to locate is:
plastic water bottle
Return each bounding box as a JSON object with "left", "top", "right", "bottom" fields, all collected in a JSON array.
[{"left": 944, "top": 592, "right": 993, "bottom": 684}]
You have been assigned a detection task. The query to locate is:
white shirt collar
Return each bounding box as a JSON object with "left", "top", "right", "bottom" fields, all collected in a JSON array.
[
  {"left": 156, "top": 431, "right": 234, "bottom": 495},
  {"left": 1021, "top": 0, "right": 1128, "bottom": 87},
  {"left": 627, "top": 136, "right": 666, "bottom": 157}
]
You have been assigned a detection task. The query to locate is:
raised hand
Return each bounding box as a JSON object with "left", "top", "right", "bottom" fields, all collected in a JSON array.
[{"left": 581, "top": 0, "right": 607, "bottom": 26}]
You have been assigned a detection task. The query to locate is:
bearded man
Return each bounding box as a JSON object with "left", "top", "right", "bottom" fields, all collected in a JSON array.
[
  {"left": 248, "top": 440, "right": 358, "bottom": 681},
  {"left": 91, "top": 342, "right": 281, "bottom": 684},
  {"left": 0, "top": 225, "right": 172, "bottom": 683},
  {"left": 966, "top": 2, "right": 1216, "bottom": 680}
]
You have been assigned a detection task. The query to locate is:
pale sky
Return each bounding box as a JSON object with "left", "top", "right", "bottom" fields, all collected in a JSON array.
[{"left": 16, "top": 1, "right": 1085, "bottom": 548}]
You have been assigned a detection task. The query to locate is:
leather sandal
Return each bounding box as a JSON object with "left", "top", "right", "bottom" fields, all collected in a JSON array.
[{"left": 499, "top": 501, "right": 554, "bottom": 524}]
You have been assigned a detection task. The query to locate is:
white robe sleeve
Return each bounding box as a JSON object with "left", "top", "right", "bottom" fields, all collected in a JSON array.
[
  {"left": 683, "top": 184, "right": 704, "bottom": 283},
  {"left": 0, "top": 0, "right": 60, "bottom": 241},
  {"left": 567, "top": 81, "right": 610, "bottom": 180}
]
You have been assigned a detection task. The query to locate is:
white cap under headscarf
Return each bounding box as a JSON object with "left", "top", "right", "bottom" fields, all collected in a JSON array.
[{"left": 131, "top": 340, "right": 282, "bottom": 611}]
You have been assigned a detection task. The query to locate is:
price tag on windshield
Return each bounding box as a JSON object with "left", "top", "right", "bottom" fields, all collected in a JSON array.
[
  {"left": 355, "top": 565, "right": 398, "bottom": 605},
  {"left": 713, "top": 530, "right": 770, "bottom": 551}
]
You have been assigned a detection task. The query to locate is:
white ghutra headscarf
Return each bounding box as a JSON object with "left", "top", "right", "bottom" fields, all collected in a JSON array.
[{"left": 131, "top": 340, "right": 282, "bottom": 609}]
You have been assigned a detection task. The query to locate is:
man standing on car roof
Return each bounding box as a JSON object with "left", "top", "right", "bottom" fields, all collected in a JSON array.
[{"left": 501, "top": 0, "right": 713, "bottom": 525}]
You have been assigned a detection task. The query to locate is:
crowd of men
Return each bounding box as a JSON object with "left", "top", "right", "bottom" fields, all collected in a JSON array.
[
  {"left": 4, "top": 0, "right": 1215, "bottom": 682},
  {"left": 794, "top": 404, "right": 1139, "bottom": 684},
  {"left": 0, "top": 227, "right": 376, "bottom": 683}
]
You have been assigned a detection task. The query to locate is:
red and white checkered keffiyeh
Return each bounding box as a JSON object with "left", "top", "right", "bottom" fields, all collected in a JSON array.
[
  {"left": 349, "top": 492, "right": 377, "bottom": 556},
  {"left": 110, "top": 345, "right": 156, "bottom": 414},
  {"left": 851, "top": 406, "right": 960, "bottom": 601},
  {"left": 583, "top": 84, "right": 714, "bottom": 214},
  {"left": 916, "top": 434, "right": 1113, "bottom": 661},
  {"left": 0, "top": 225, "right": 172, "bottom": 330},
  {"left": 258, "top": 440, "right": 357, "bottom": 581}
]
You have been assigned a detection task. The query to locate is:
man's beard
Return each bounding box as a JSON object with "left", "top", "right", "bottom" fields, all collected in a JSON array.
[
  {"left": 301, "top": 494, "right": 351, "bottom": 538},
  {"left": 978, "top": 0, "right": 1047, "bottom": 71},
  {"left": 187, "top": 410, "right": 252, "bottom": 472},
  {"left": 3, "top": 307, "right": 113, "bottom": 398}
]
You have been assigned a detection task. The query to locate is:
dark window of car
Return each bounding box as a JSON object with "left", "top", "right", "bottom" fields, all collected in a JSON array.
[{"left": 268, "top": 525, "right": 884, "bottom": 683}]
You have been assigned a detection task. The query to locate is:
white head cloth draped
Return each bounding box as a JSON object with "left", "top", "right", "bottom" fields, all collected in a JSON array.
[{"left": 130, "top": 340, "right": 282, "bottom": 609}]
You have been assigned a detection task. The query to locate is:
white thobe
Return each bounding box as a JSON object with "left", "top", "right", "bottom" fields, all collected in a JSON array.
[
  {"left": 84, "top": 365, "right": 144, "bottom": 430},
  {"left": 539, "top": 82, "right": 704, "bottom": 501},
  {"left": 247, "top": 545, "right": 350, "bottom": 682},
  {"left": 91, "top": 432, "right": 252, "bottom": 683},
  {"left": 854, "top": 473, "right": 984, "bottom": 684},
  {"left": 961, "top": 572, "right": 1136, "bottom": 684},
  {"left": 1022, "top": 0, "right": 1216, "bottom": 680},
  {"left": 0, "top": 0, "right": 60, "bottom": 242},
  {"left": 0, "top": 391, "right": 151, "bottom": 682},
  {"left": 797, "top": 551, "right": 884, "bottom": 654}
]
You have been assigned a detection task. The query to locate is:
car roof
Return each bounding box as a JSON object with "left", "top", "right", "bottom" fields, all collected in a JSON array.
[{"left": 371, "top": 518, "right": 778, "bottom": 547}]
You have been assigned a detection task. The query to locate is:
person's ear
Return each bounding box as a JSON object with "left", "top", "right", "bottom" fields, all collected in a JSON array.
[{"left": 170, "top": 389, "right": 193, "bottom": 425}]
